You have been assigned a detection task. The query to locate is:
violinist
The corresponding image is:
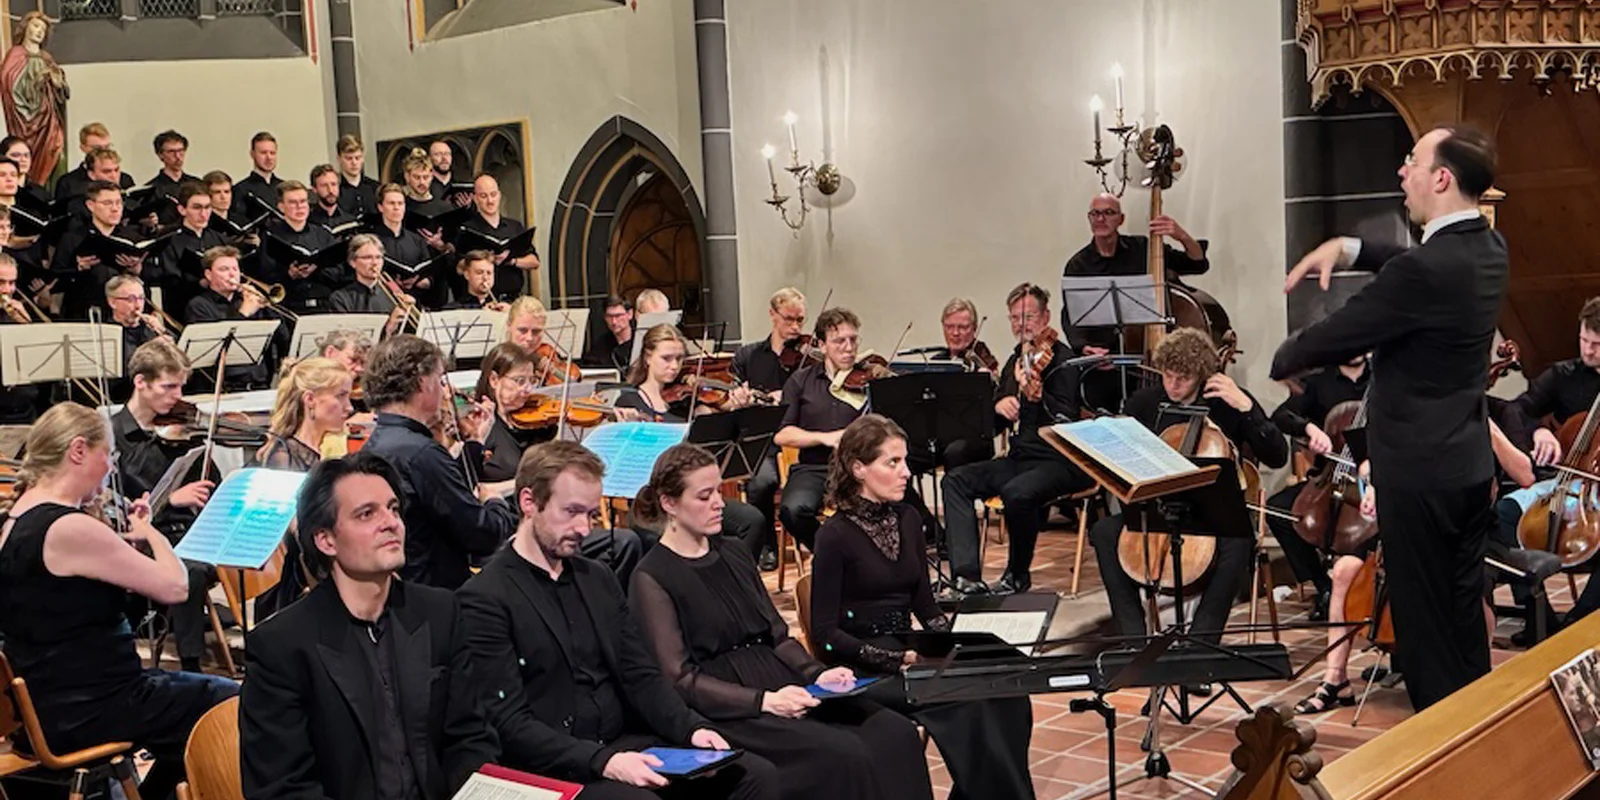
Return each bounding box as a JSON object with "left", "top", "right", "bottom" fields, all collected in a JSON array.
[
  {"left": 105, "top": 275, "right": 168, "bottom": 402},
  {"left": 184, "top": 246, "right": 273, "bottom": 391},
  {"left": 942, "top": 283, "right": 1090, "bottom": 596},
  {"left": 936, "top": 297, "right": 998, "bottom": 375},
  {"left": 504, "top": 295, "right": 549, "bottom": 352},
  {"left": 1265, "top": 354, "right": 1370, "bottom": 619},
  {"left": 732, "top": 286, "right": 808, "bottom": 569},
  {"left": 247, "top": 356, "right": 355, "bottom": 617},
  {"left": 0, "top": 254, "right": 44, "bottom": 423},
  {"left": 1063, "top": 193, "right": 1208, "bottom": 411},
  {"left": 446, "top": 250, "right": 511, "bottom": 312},
  {"left": 773, "top": 307, "right": 869, "bottom": 549},
  {"left": 317, "top": 328, "right": 371, "bottom": 380},
  {"left": 112, "top": 339, "right": 223, "bottom": 674},
  {"left": 582, "top": 294, "right": 634, "bottom": 374},
  {"left": 327, "top": 233, "right": 413, "bottom": 337},
  {"left": 620, "top": 324, "right": 754, "bottom": 422},
  {"left": 1089, "top": 329, "right": 1287, "bottom": 645},
  {"left": 359, "top": 334, "right": 516, "bottom": 589},
  {"left": 470, "top": 343, "right": 557, "bottom": 482}
]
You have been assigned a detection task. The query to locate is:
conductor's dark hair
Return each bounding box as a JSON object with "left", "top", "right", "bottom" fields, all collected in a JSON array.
[
  {"left": 364, "top": 334, "right": 444, "bottom": 410},
  {"left": 176, "top": 180, "right": 208, "bottom": 206},
  {"left": 813, "top": 307, "right": 861, "bottom": 341},
  {"left": 1581, "top": 297, "right": 1600, "bottom": 336},
  {"left": 152, "top": 130, "right": 187, "bottom": 154},
  {"left": 1431, "top": 125, "right": 1496, "bottom": 200},
  {"left": 297, "top": 451, "right": 405, "bottom": 581},
  {"left": 633, "top": 443, "right": 717, "bottom": 527}
]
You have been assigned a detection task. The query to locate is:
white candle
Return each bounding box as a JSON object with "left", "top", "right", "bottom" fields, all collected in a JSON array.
[
  {"left": 761, "top": 144, "right": 778, "bottom": 190},
  {"left": 1090, "top": 95, "right": 1104, "bottom": 148},
  {"left": 1110, "top": 63, "right": 1125, "bottom": 115},
  {"left": 783, "top": 110, "right": 799, "bottom": 163}
]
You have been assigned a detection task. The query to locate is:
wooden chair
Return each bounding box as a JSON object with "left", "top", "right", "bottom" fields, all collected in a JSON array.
[
  {"left": 775, "top": 445, "right": 808, "bottom": 592},
  {"left": 179, "top": 696, "right": 241, "bottom": 800},
  {"left": 0, "top": 653, "right": 141, "bottom": 799},
  {"left": 794, "top": 573, "right": 814, "bottom": 654},
  {"left": 979, "top": 486, "right": 1101, "bottom": 597}
]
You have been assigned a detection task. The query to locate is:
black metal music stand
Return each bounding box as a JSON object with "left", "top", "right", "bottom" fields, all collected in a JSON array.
[
  {"left": 1061, "top": 274, "right": 1168, "bottom": 413},
  {"left": 867, "top": 372, "right": 996, "bottom": 589},
  {"left": 687, "top": 405, "right": 786, "bottom": 483}
]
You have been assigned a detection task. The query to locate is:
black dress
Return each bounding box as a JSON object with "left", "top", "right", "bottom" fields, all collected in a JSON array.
[
  {"left": 0, "top": 503, "right": 238, "bottom": 800},
  {"left": 630, "top": 538, "right": 931, "bottom": 800},
  {"left": 810, "top": 503, "right": 1037, "bottom": 800}
]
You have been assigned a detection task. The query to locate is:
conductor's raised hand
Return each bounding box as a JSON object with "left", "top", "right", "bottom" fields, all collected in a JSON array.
[{"left": 1284, "top": 238, "right": 1348, "bottom": 294}]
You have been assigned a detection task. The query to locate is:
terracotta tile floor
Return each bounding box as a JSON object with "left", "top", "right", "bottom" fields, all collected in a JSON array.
[{"left": 761, "top": 516, "right": 1584, "bottom": 800}]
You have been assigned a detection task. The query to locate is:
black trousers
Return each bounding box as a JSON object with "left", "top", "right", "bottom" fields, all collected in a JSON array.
[
  {"left": 777, "top": 465, "right": 828, "bottom": 550},
  {"left": 1265, "top": 484, "right": 1332, "bottom": 596},
  {"left": 1089, "top": 513, "right": 1253, "bottom": 643},
  {"left": 863, "top": 676, "right": 1035, "bottom": 800},
  {"left": 941, "top": 456, "right": 1091, "bottom": 582},
  {"left": 1378, "top": 480, "right": 1494, "bottom": 711},
  {"left": 745, "top": 454, "right": 781, "bottom": 554},
  {"left": 169, "top": 560, "right": 218, "bottom": 661},
  {"left": 581, "top": 528, "right": 645, "bottom": 589},
  {"left": 572, "top": 733, "right": 779, "bottom": 800}
]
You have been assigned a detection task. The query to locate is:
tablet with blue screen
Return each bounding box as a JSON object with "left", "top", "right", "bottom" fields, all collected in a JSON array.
[
  {"left": 804, "top": 676, "right": 883, "bottom": 699},
  {"left": 641, "top": 747, "right": 743, "bottom": 778}
]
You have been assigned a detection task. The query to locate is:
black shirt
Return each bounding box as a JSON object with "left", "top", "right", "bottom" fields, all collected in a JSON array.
[
  {"left": 480, "top": 417, "right": 556, "bottom": 483},
  {"left": 1513, "top": 358, "right": 1599, "bottom": 430},
  {"left": 995, "top": 339, "right": 1082, "bottom": 462},
  {"left": 456, "top": 213, "right": 534, "bottom": 300},
  {"left": 111, "top": 407, "right": 206, "bottom": 542},
  {"left": 338, "top": 175, "right": 380, "bottom": 217},
  {"left": 353, "top": 609, "right": 422, "bottom": 800},
  {"left": 1270, "top": 363, "right": 1370, "bottom": 439},
  {"left": 50, "top": 217, "right": 141, "bottom": 320},
  {"left": 157, "top": 225, "right": 228, "bottom": 317},
  {"left": 361, "top": 412, "right": 518, "bottom": 589},
  {"left": 615, "top": 388, "right": 691, "bottom": 424},
  {"left": 583, "top": 328, "right": 632, "bottom": 374},
  {"left": 780, "top": 364, "right": 865, "bottom": 466},
  {"left": 1061, "top": 234, "right": 1209, "bottom": 351},
  {"left": 520, "top": 560, "right": 628, "bottom": 743},
  {"left": 113, "top": 322, "right": 162, "bottom": 403},
  {"left": 183, "top": 289, "right": 275, "bottom": 390},
  {"left": 732, "top": 338, "right": 796, "bottom": 395},
  {"left": 234, "top": 172, "right": 282, "bottom": 219},
  {"left": 54, "top": 164, "right": 135, "bottom": 216},
  {"left": 146, "top": 171, "right": 198, "bottom": 227},
  {"left": 260, "top": 219, "right": 345, "bottom": 313},
  {"left": 310, "top": 204, "right": 359, "bottom": 231},
  {"left": 327, "top": 279, "right": 397, "bottom": 315},
  {"left": 373, "top": 223, "right": 435, "bottom": 298},
  {"left": 1123, "top": 384, "right": 1289, "bottom": 469}
]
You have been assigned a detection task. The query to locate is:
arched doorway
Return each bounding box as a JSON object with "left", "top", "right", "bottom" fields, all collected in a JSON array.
[{"left": 549, "top": 116, "right": 720, "bottom": 351}]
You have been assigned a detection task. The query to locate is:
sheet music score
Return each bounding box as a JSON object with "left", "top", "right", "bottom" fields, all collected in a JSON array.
[
  {"left": 0, "top": 322, "right": 122, "bottom": 387},
  {"left": 1053, "top": 417, "right": 1200, "bottom": 486},
  {"left": 172, "top": 468, "right": 307, "bottom": 569},
  {"left": 580, "top": 422, "right": 688, "bottom": 498},
  {"left": 452, "top": 774, "right": 569, "bottom": 800},
  {"left": 952, "top": 611, "right": 1050, "bottom": 657}
]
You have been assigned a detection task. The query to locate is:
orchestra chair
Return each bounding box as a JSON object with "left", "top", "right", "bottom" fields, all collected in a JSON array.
[
  {"left": 1486, "top": 544, "right": 1563, "bottom": 646},
  {"left": 978, "top": 486, "right": 1101, "bottom": 598},
  {"left": 794, "top": 573, "right": 814, "bottom": 655},
  {"left": 1, "top": 653, "right": 140, "bottom": 799},
  {"left": 176, "top": 696, "right": 241, "bottom": 800},
  {"left": 775, "top": 445, "right": 807, "bottom": 592}
]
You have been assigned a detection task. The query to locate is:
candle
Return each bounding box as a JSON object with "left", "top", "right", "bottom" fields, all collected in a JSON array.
[
  {"left": 1110, "top": 62, "right": 1125, "bottom": 115},
  {"left": 761, "top": 144, "right": 778, "bottom": 191},
  {"left": 783, "top": 110, "right": 799, "bottom": 163},
  {"left": 1090, "top": 95, "right": 1103, "bottom": 149}
]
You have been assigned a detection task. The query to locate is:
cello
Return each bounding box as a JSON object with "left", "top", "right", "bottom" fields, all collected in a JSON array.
[
  {"left": 1517, "top": 388, "right": 1600, "bottom": 568},
  {"left": 1290, "top": 389, "right": 1377, "bottom": 556}
]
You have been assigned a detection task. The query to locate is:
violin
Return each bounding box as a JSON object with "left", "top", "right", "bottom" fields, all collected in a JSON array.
[
  {"left": 839, "top": 354, "right": 895, "bottom": 392},
  {"left": 962, "top": 341, "right": 1001, "bottom": 374},
  {"left": 507, "top": 395, "right": 616, "bottom": 429},
  {"left": 1019, "top": 327, "right": 1060, "bottom": 403},
  {"left": 662, "top": 374, "right": 735, "bottom": 407},
  {"left": 151, "top": 400, "right": 265, "bottom": 449},
  {"left": 535, "top": 343, "right": 584, "bottom": 384},
  {"left": 779, "top": 334, "right": 823, "bottom": 372}
]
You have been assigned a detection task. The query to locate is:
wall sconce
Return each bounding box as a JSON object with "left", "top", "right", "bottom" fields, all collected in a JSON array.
[{"left": 761, "top": 110, "right": 843, "bottom": 232}]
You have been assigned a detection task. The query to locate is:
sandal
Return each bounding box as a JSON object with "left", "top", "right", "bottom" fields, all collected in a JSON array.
[{"left": 1294, "top": 680, "right": 1355, "bottom": 714}]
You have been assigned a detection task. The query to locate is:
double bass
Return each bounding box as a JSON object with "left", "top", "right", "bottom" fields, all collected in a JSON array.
[{"left": 1122, "top": 125, "right": 1235, "bottom": 359}]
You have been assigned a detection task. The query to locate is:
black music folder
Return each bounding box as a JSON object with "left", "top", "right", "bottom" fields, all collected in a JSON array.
[
  {"left": 383, "top": 254, "right": 439, "bottom": 277},
  {"left": 264, "top": 235, "right": 348, "bottom": 271},
  {"left": 321, "top": 218, "right": 364, "bottom": 238},
  {"left": 208, "top": 210, "right": 272, "bottom": 238},
  {"left": 68, "top": 229, "right": 176, "bottom": 269},
  {"left": 404, "top": 204, "right": 473, "bottom": 237},
  {"left": 7, "top": 204, "right": 70, "bottom": 242},
  {"left": 456, "top": 225, "right": 539, "bottom": 259},
  {"left": 123, "top": 185, "right": 176, "bottom": 222}
]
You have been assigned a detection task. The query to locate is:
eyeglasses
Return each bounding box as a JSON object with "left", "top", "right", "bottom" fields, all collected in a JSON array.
[
  {"left": 1087, "top": 209, "right": 1120, "bottom": 220},
  {"left": 776, "top": 313, "right": 806, "bottom": 325},
  {"left": 110, "top": 294, "right": 144, "bottom": 303},
  {"left": 503, "top": 376, "right": 539, "bottom": 389}
]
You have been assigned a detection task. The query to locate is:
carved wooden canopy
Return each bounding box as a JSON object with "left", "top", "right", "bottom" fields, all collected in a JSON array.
[{"left": 1296, "top": 0, "right": 1600, "bottom": 105}]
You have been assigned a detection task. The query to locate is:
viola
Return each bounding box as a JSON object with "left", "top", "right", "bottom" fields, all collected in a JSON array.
[
  {"left": 961, "top": 341, "right": 1000, "bottom": 374},
  {"left": 535, "top": 343, "right": 584, "bottom": 384},
  {"left": 840, "top": 354, "right": 895, "bottom": 392},
  {"left": 1019, "top": 327, "right": 1060, "bottom": 403},
  {"left": 779, "top": 334, "right": 823, "bottom": 372}
]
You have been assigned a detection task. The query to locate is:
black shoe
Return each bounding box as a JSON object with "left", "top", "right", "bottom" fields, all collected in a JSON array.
[
  {"left": 758, "top": 548, "right": 778, "bottom": 572},
  {"left": 992, "top": 572, "right": 1031, "bottom": 595},
  {"left": 1360, "top": 663, "right": 1390, "bottom": 683},
  {"left": 1187, "top": 682, "right": 1213, "bottom": 698},
  {"left": 1309, "top": 591, "right": 1331, "bottom": 622},
  {"left": 952, "top": 576, "right": 990, "bottom": 597}
]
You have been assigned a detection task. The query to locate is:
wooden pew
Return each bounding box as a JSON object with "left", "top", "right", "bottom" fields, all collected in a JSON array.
[{"left": 1218, "top": 612, "right": 1600, "bottom": 800}]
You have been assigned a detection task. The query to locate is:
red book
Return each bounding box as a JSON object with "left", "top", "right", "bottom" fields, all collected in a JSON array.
[{"left": 451, "top": 764, "right": 584, "bottom": 799}]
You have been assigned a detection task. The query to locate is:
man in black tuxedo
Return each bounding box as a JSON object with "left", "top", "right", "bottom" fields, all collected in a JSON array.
[
  {"left": 459, "top": 441, "right": 778, "bottom": 800},
  {"left": 1272, "top": 125, "right": 1507, "bottom": 711},
  {"left": 240, "top": 452, "right": 498, "bottom": 800}
]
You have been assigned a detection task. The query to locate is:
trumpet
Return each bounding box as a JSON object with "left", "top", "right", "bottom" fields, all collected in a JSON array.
[{"left": 240, "top": 277, "right": 298, "bottom": 322}]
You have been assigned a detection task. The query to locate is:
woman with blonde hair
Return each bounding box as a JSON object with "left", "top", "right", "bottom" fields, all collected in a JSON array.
[{"left": 0, "top": 404, "right": 237, "bottom": 800}]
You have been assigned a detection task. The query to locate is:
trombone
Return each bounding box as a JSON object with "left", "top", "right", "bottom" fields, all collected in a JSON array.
[
  {"left": 240, "top": 276, "right": 298, "bottom": 322},
  {"left": 378, "top": 278, "right": 423, "bottom": 332}
]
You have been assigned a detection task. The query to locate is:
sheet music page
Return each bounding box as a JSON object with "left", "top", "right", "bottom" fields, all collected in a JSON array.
[
  {"left": 579, "top": 422, "right": 688, "bottom": 499},
  {"left": 173, "top": 468, "right": 307, "bottom": 569},
  {"left": 1053, "top": 417, "right": 1198, "bottom": 485},
  {"left": 451, "top": 773, "right": 565, "bottom": 800},
  {"left": 953, "top": 611, "right": 1049, "bottom": 656},
  {"left": 149, "top": 445, "right": 207, "bottom": 516}
]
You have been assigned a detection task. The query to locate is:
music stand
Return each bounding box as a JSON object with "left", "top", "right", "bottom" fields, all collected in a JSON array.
[
  {"left": 687, "top": 405, "right": 786, "bottom": 483},
  {"left": 1061, "top": 274, "right": 1168, "bottom": 411},
  {"left": 0, "top": 321, "right": 122, "bottom": 389},
  {"left": 867, "top": 371, "right": 996, "bottom": 590},
  {"left": 288, "top": 313, "right": 388, "bottom": 359},
  {"left": 178, "top": 320, "right": 278, "bottom": 388},
  {"left": 631, "top": 310, "right": 683, "bottom": 363},
  {"left": 545, "top": 307, "right": 591, "bottom": 360},
  {"left": 417, "top": 309, "right": 503, "bottom": 364}
]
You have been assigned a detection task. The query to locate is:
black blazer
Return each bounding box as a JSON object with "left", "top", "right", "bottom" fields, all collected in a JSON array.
[
  {"left": 1271, "top": 218, "right": 1508, "bottom": 490},
  {"left": 458, "top": 548, "right": 709, "bottom": 783},
  {"left": 239, "top": 581, "right": 498, "bottom": 800}
]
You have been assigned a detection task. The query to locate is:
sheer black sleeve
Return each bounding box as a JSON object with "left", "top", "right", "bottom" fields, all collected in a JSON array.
[{"left": 628, "top": 570, "right": 765, "bottom": 721}]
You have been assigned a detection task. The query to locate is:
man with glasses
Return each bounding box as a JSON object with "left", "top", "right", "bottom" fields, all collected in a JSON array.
[
  {"left": 732, "top": 287, "right": 807, "bottom": 569},
  {"left": 583, "top": 295, "right": 635, "bottom": 374},
  {"left": 52, "top": 179, "right": 143, "bottom": 319},
  {"left": 146, "top": 130, "right": 196, "bottom": 227},
  {"left": 1061, "top": 193, "right": 1208, "bottom": 412},
  {"left": 359, "top": 334, "right": 518, "bottom": 589},
  {"left": 260, "top": 180, "right": 344, "bottom": 315},
  {"left": 329, "top": 234, "right": 414, "bottom": 337},
  {"left": 105, "top": 275, "right": 167, "bottom": 398},
  {"left": 773, "top": 306, "right": 869, "bottom": 550}
]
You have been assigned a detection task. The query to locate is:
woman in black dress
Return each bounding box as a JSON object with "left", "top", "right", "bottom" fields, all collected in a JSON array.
[
  {"left": 617, "top": 324, "right": 755, "bottom": 422},
  {"left": 811, "top": 414, "right": 1037, "bottom": 800},
  {"left": 628, "top": 443, "right": 932, "bottom": 800},
  {"left": 0, "top": 403, "right": 238, "bottom": 800},
  {"left": 471, "top": 342, "right": 558, "bottom": 483}
]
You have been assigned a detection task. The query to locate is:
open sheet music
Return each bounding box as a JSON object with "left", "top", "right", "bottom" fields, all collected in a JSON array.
[
  {"left": 952, "top": 611, "right": 1050, "bottom": 657},
  {"left": 580, "top": 422, "right": 688, "bottom": 499},
  {"left": 1053, "top": 417, "right": 1201, "bottom": 486},
  {"left": 452, "top": 765, "right": 582, "bottom": 800}
]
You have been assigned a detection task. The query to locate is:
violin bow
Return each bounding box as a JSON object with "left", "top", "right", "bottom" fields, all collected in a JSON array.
[{"left": 555, "top": 313, "right": 581, "bottom": 440}]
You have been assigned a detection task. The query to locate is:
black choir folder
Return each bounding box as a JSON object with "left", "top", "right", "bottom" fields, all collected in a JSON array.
[
  {"left": 457, "top": 225, "right": 539, "bottom": 259},
  {"left": 63, "top": 229, "right": 176, "bottom": 271},
  {"left": 452, "top": 764, "right": 581, "bottom": 799},
  {"left": 1041, "top": 417, "right": 1218, "bottom": 504},
  {"left": 263, "top": 234, "right": 349, "bottom": 270}
]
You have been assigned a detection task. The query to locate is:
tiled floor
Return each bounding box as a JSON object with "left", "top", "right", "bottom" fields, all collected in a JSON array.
[{"left": 762, "top": 516, "right": 1579, "bottom": 800}]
